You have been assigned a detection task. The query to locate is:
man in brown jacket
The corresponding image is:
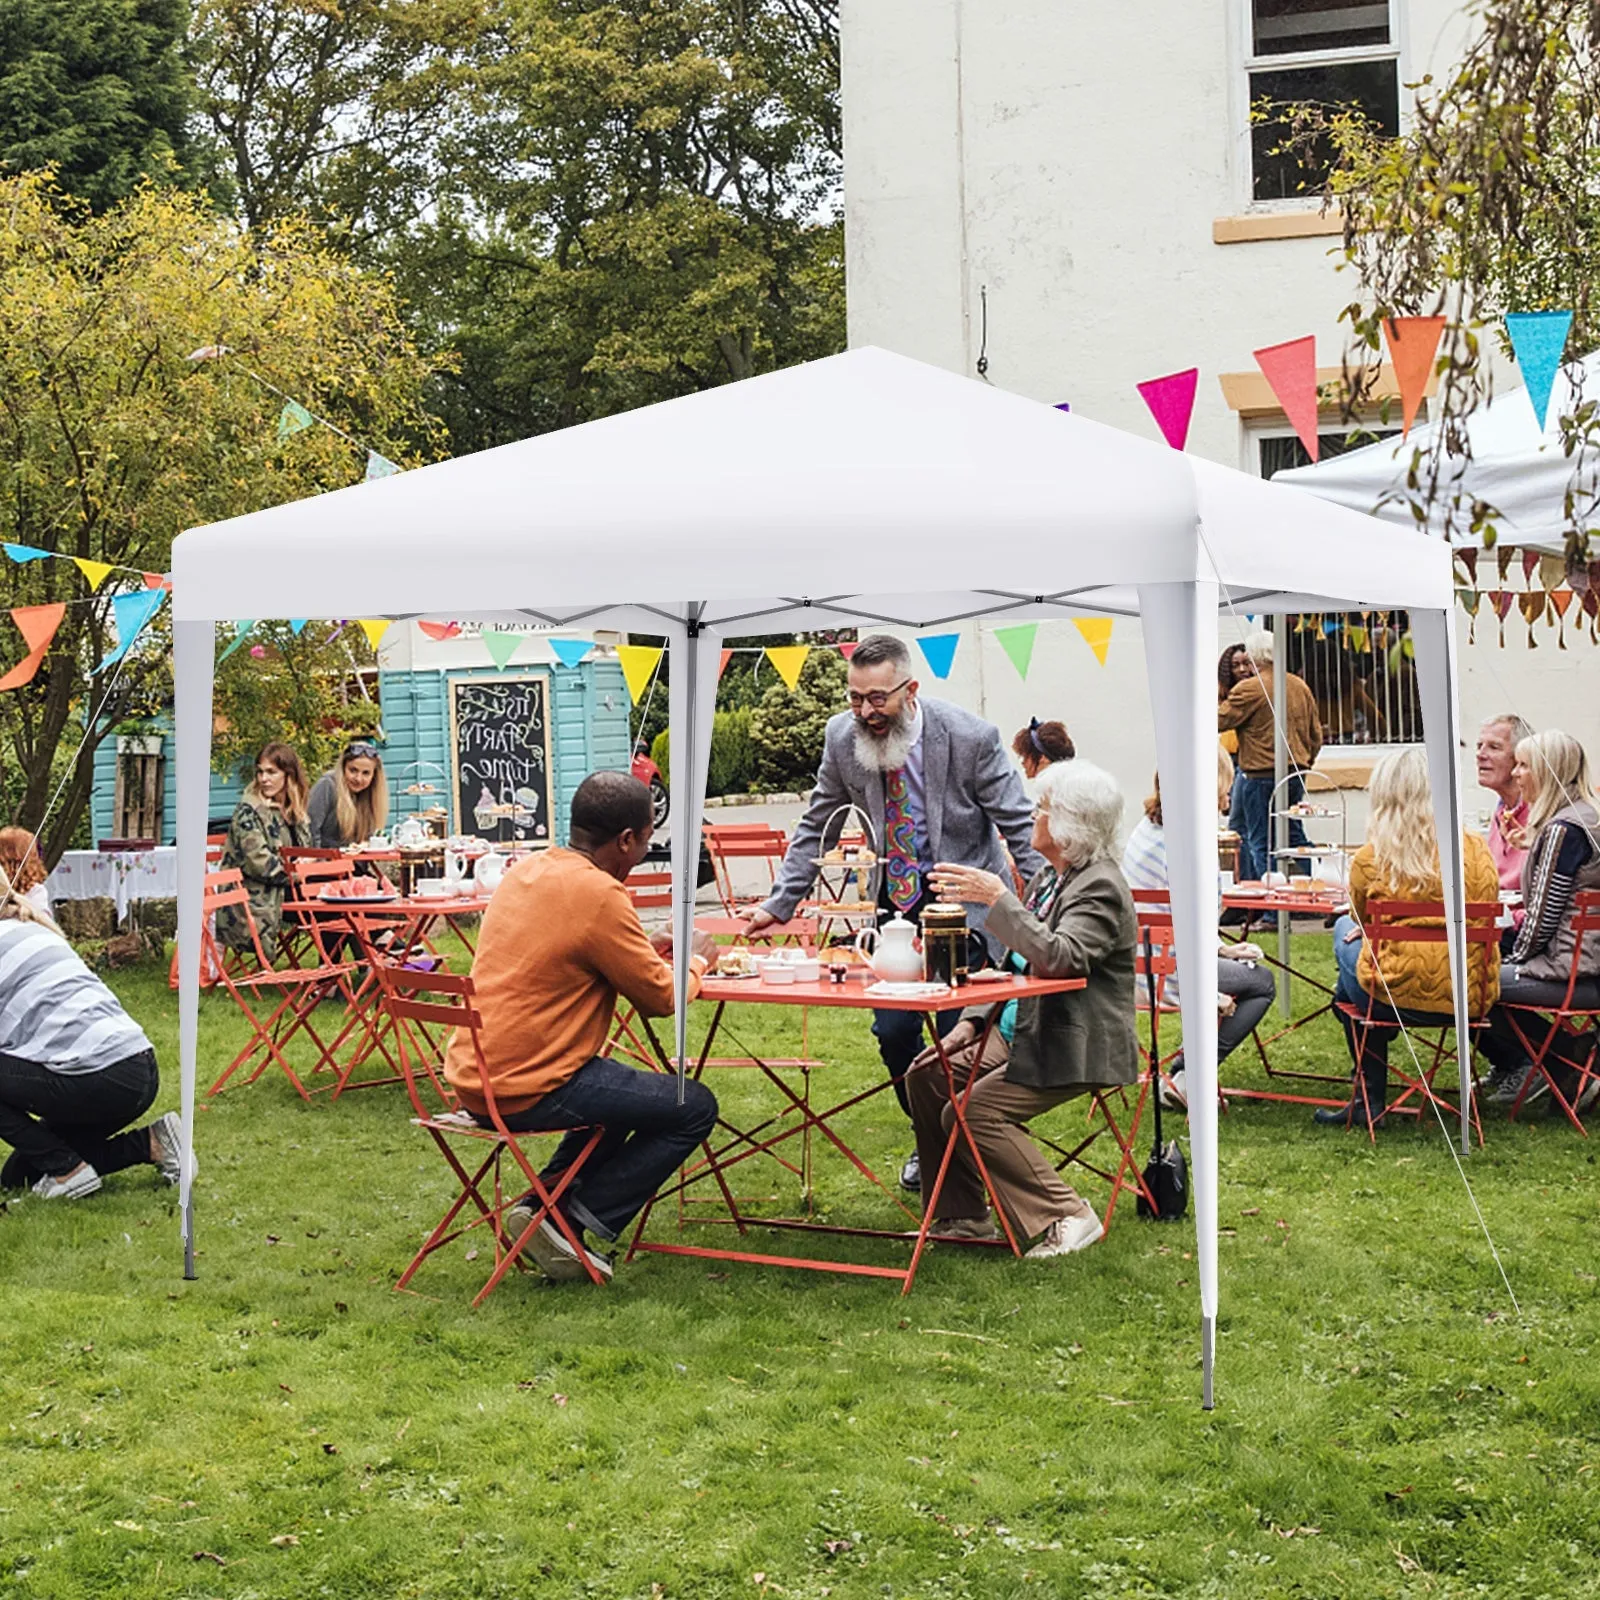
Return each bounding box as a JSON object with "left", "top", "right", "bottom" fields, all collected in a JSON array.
[{"left": 1218, "top": 630, "right": 1323, "bottom": 881}]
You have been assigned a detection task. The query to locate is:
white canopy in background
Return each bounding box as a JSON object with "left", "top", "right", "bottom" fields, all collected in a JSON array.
[
  {"left": 1275, "top": 353, "right": 1600, "bottom": 555},
  {"left": 170, "top": 346, "right": 1467, "bottom": 1408}
]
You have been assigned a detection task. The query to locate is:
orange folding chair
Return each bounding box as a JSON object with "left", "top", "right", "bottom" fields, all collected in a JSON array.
[
  {"left": 166, "top": 835, "right": 229, "bottom": 990},
  {"left": 1499, "top": 889, "right": 1600, "bottom": 1134},
  {"left": 201, "top": 871, "right": 358, "bottom": 1103},
  {"left": 1335, "top": 897, "right": 1502, "bottom": 1143},
  {"left": 385, "top": 969, "right": 607, "bottom": 1304},
  {"left": 702, "top": 822, "right": 789, "bottom": 914}
]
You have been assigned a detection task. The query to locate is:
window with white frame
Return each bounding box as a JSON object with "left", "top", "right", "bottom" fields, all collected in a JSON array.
[
  {"left": 1246, "top": 1, "right": 1401, "bottom": 203},
  {"left": 1255, "top": 426, "right": 1421, "bottom": 746}
]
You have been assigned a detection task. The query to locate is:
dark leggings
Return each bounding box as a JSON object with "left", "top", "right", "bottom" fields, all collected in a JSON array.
[{"left": 0, "top": 1049, "right": 160, "bottom": 1183}]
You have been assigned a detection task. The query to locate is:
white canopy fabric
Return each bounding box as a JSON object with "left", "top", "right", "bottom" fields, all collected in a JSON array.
[
  {"left": 170, "top": 346, "right": 1467, "bottom": 1408},
  {"left": 1275, "top": 353, "right": 1600, "bottom": 555}
]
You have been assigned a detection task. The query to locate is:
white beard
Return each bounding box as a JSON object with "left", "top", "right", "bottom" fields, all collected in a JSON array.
[{"left": 853, "top": 709, "right": 917, "bottom": 772}]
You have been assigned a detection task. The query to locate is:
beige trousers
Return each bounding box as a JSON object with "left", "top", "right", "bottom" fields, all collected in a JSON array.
[{"left": 905, "top": 1037, "right": 1093, "bottom": 1242}]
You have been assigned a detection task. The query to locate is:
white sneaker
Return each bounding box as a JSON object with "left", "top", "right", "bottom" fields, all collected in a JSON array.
[
  {"left": 1159, "top": 1069, "right": 1188, "bottom": 1110},
  {"left": 148, "top": 1112, "right": 197, "bottom": 1187},
  {"left": 32, "top": 1164, "right": 102, "bottom": 1200},
  {"left": 1026, "top": 1206, "right": 1104, "bottom": 1258},
  {"left": 504, "top": 1204, "right": 613, "bottom": 1284}
]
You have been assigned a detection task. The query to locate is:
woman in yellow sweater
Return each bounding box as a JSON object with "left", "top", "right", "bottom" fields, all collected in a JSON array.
[{"left": 1316, "top": 747, "right": 1500, "bottom": 1129}]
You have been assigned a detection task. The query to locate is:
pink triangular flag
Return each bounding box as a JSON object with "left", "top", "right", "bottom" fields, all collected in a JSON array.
[
  {"left": 1135, "top": 368, "right": 1199, "bottom": 450},
  {"left": 838, "top": 642, "right": 857, "bottom": 660},
  {"left": 1253, "top": 336, "right": 1320, "bottom": 461},
  {"left": 418, "top": 620, "right": 460, "bottom": 641}
]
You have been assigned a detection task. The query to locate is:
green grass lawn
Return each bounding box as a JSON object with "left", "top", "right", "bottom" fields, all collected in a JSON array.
[{"left": 2, "top": 935, "right": 1598, "bottom": 1598}]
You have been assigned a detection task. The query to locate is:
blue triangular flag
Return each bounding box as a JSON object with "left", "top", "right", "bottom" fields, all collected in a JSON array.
[
  {"left": 276, "top": 400, "right": 315, "bottom": 441},
  {"left": 95, "top": 588, "right": 167, "bottom": 672},
  {"left": 4, "top": 543, "right": 52, "bottom": 564},
  {"left": 218, "top": 621, "right": 255, "bottom": 661},
  {"left": 548, "top": 638, "right": 594, "bottom": 668},
  {"left": 289, "top": 619, "right": 308, "bottom": 635},
  {"left": 365, "top": 451, "right": 400, "bottom": 480},
  {"left": 916, "top": 632, "right": 960, "bottom": 680},
  {"left": 1504, "top": 310, "right": 1573, "bottom": 431}
]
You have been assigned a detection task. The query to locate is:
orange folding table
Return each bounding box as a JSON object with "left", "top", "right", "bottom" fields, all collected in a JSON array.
[{"left": 626, "top": 969, "right": 1089, "bottom": 1293}]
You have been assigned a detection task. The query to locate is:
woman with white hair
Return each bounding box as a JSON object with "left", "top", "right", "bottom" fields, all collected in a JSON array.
[
  {"left": 1479, "top": 729, "right": 1600, "bottom": 1111},
  {"left": 1318, "top": 747, "right": 1500, "bottom": 1129},
  {"left": 906, "top": 759, "right": 1137, "bottom": 1258}
]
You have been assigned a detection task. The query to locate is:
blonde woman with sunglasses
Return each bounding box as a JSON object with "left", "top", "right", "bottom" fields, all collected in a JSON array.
[{"left": 307, "top": 739, "right": 390, "bottom": 849}]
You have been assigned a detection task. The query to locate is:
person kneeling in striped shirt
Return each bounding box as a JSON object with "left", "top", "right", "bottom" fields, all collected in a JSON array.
[{"left": 0, "top": 868, "right": 191, "bottom": 1200}]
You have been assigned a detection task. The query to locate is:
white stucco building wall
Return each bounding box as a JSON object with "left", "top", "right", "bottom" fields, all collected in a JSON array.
[{"left": 840, "top": 0, "right": 1593, "bottom": 832}]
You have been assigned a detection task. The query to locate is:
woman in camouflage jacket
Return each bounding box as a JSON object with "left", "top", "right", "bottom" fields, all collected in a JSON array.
[{"left": 215, "top": 742, "right": 312, "bottom": 961}]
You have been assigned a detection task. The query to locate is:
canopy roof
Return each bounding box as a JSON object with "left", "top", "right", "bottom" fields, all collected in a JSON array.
[
  {"left": 173, "top": 347, "right": 1451, "bottom": 624},
  {"left": 1275, "top": 352, "right": 1600, "bottom": 556}
]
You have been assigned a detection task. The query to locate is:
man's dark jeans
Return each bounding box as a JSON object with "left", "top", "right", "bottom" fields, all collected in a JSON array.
[
  {"left": 0, "top": 1049, "right": 159, "bottom": 1183},
  {"left": 1233, "top": 772, "right": 1311, "bottom": 881},
  {"left": 490, "top": 1056, "right": 718, "bottom": 1241}
]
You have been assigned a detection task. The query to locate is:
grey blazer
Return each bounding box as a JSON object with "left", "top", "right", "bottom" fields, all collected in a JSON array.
[
  {"left": 760, "top": 697, "right": 1043, "bottom": 936},
  {"left": 973, "top": 859, "right": 1139, "bottom": 1092}
]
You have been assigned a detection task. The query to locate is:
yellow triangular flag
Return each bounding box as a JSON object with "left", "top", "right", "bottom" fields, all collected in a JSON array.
[
  {"left": 1073, "top": 618, "right": 1113, "bottom": 666},
  {"left": 616, "top": 644, "right": 663, "bottom": 703},
  {"left": 74, "top": 558, "right": 113, "bottom": 592},
  {"left": 358, "top": 618, "right": 391, "bottom": 650},
  {"left": 765, "top": 644, "right": 810, "bottom": 691}
]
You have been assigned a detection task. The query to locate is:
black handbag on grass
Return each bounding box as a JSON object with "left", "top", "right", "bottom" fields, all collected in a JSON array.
[{"left": 1136, "top": 926, "right": 1189, "bottom": 1223}]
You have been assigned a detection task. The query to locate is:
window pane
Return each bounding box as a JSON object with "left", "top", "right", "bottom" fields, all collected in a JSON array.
[
  {"left": 1252, "top": 0, "right": 1389, "bottom": 57},
  {"left": 1250, "top": 59, "right": 1398, "bottom": 200}
]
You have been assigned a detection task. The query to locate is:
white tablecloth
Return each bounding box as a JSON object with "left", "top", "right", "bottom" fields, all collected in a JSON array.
[{"left": 48, "top": 848, "right": 179, "bottom": 921}]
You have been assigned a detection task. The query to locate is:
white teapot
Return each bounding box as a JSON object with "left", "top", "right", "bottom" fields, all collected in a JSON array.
[
  {"left": 394, "top": 816, "right": 427, "bottom": 849},
  {"left": 473, "top": 852, "right": 506, "bottom": 897},
  {"left": 855, "top": 915, "right": 923, "bottom": 983}
]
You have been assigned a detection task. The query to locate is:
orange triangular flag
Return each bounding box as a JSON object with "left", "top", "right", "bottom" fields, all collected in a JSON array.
[
  {"left": 1382, "top": 316, "right": 1446, "bottom": 436},
  {"left": 0, "top": 603, "right": 66, "bottom": 690},
  {"left": 1253, "top": 335, "right": 1320, "bottom": 460},
  {"left": 718, "top": 648, "right": 733, "bottom": 679}
]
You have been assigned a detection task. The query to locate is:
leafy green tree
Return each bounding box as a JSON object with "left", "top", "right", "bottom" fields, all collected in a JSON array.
[
  {"left": 1291, "top": 0, "right": 1600, "bottom": 569},
  {"left": 0, "top": 0, "right": 196, "bottom": 209},
  {"left": 0, "top": 173, "right": 440, "bottom": 862},
  {"left": 748, "top": 646, "right": 845, "bottom": 790},
  {"left": 401, "top": 0, "right": 844, "bottom": 452}
]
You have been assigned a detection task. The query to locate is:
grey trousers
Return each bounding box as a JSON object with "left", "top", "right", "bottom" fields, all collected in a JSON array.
[{"left": 906, "top": 1037, "right": 1094, "bottom": 1241}]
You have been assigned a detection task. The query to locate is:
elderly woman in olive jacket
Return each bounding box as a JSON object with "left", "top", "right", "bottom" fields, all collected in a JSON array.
[{"left": 907, "top": 759, "right": 1137, "bottom": 1259}]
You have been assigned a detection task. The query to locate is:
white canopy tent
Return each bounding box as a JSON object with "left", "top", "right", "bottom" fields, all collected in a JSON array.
[
  {"left": 1275, "top": 354, "right": 1600, "bottom": 554},
  {"left": 170, "top": 346, "right": 1466, "bottom": 1407}
]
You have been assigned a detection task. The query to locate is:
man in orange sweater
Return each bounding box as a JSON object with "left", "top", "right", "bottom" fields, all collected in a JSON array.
[{"left": 446, "top": 770, "right": 718, "bottom": 1283}]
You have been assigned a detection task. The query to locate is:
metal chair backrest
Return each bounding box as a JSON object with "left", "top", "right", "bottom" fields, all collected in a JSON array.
[
  {"left": 627, "top": 869, "right": 674, "bottom": 912},
  {"left": 1362, "top": 898, "right": 1503, "bottom": 1016},
  {"left": 1538, "top": 888, "right": 1600, "bottom": 1012},
  {"left": 378, "top": 966, "right": 479, "bottom": 1118}
]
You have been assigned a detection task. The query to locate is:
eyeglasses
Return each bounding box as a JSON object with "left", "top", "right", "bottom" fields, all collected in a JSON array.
[
  {"left": 847, "top": 679, "right": 912, "bottom": 711},
  {"left": 344, "top": 741, "right": 379, "bottom": 760}
]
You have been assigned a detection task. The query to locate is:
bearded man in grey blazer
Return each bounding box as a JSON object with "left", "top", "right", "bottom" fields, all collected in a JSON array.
[{"left": 742, "top": 634, "right": 1042, "bottom": 1190}]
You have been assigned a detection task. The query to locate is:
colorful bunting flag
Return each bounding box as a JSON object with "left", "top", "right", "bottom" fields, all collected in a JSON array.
[
  {"left": 143, "top": 572, "right": 171, "bottom": 591},
  {"left": 838, "top": 642, "right": 857, "bottom": 661},
  {"left": 1253, "top": 335, "right": 1320, "bottom": 461},
  {"left": 1549, "top": 586, "right": 1575, "bottom": 648},
  {"left": 1073, "top": 617, "right": 1114, "bottom": 666},
  {"left": 617, "top": 643, "right": 664, "bottom": 701},
  {"left": 1539, "top": 554, "right": 1566, "bottom": 591},
  {"left": 548, "top": 638, "right": 594, "bottom": 668},
  {"left": 289, "top": 619, "right": 308, "bottom": 636},
  {"left": 365, "top": 451, "right": 400, "bottom": 481},
  {"left": 277, "top": 400, "right": 315, "bottom": 441},
  {"left": 73, "top": 558, "right": 113, "bottom": 592},
  {"left": 483, "top": 631, "right": 522, "bottom": 670},
  {"left": 357, "top": 619, "right": 391, "bottom": 651},
  {"left": 1347, "top": 624, "right": 1370, "bottom": 652},
  {"left": 4, "top": 544, "right": 50, "bottom": 564},
  {"left": 218, "top": 621, "right": 255, "bottom": 662},
  {"left": 1135, "top": 368, "right": 1199, "bottom": 451},
  {"left": 417, "top": 620, "right": 460, "bottom": 641},
  {"left": 1382, "top": 316, "right": 1447, "bottom": 436},
  {"left": 765, "top": 645, "right": 810, "bottom": 692},
  {"left": 1521, "top": 549, "right": 1540, "bottom": 585},
  {"left": 0, "top": 603, "right": 66, "bottom": 690},
  {"left": 1504, "top": 310, "right": 1573, "bottom": 430},
  {"left": 1054, "top": 402, "right": 1071, "bottom": 413},
  {"left": 1454, "top": 546, "right": 1478, "bottom": 583},
  {"left": 718, "top": 648, "right": 733, "bottom": 680},
  {"left": 916, "top": 633, "right": 960, "bottom": 680},
  {"left": 95, "top": 589, "right": 166, "bottom": 673},
  {"left": 993, "top": 623, "right": 1038, "bottom": 679}
]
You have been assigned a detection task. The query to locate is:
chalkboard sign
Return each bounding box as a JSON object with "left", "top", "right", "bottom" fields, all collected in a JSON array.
[{"left": 447, "top": 673, "right": 555, "bottom": 845}]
